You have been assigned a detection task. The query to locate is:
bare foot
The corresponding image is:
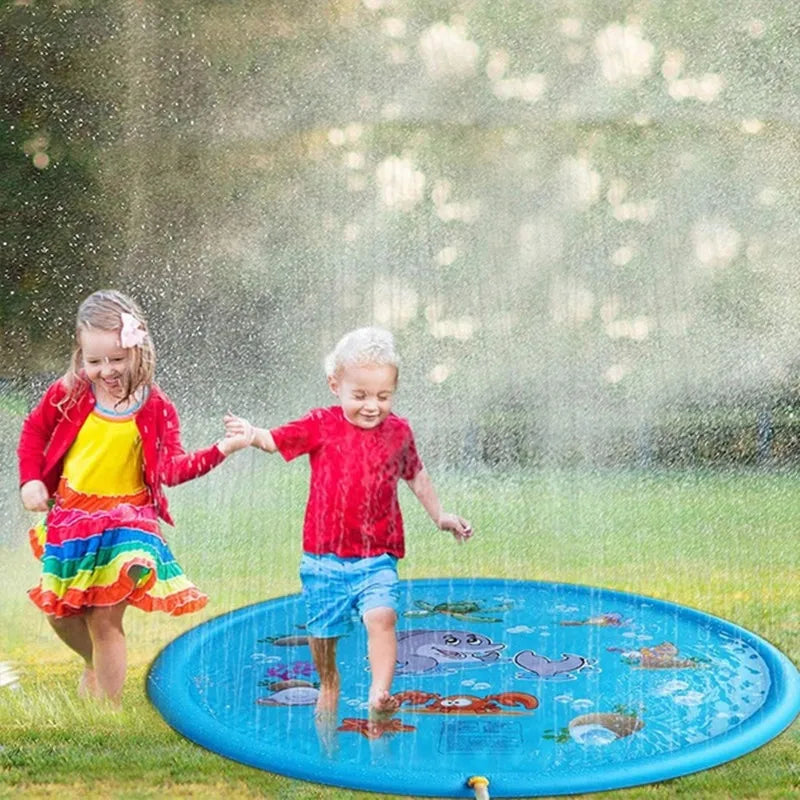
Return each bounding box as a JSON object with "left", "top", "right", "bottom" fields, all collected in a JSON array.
[
  {"left": 315, "top": 685, "right": 339, "bottom": 719},
  {"left": 77, "top": 666, "right": 100, "bottom": 699},
  {"left": 100, "top": 693, "right": 123, "bottom": 713},
  {"left": 366, "top": 691, "right": 400, "bottom": 758},
  {"left": 313, "top": 686, "right": 340, "bottom": 759},
  {"left": 368, "top": 689, "right": 399, "bottom": 721},
  {"left": 314, "top": 711, "right": 339, "bottom": 759}
]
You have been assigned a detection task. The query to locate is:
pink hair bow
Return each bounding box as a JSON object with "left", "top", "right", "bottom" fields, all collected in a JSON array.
[{"left": 120, "top": 312, "right": 147, "bottom": 348}]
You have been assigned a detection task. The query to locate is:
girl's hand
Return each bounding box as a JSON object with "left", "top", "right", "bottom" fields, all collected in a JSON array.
[
  {"left": 439, "top": 512, "right": 473, "bottom": 542},
  {"left": 219, "top": 413, "right": 255, "bottom": 455},
  {"left": 21, "top": 480, "right": 49, "bottom": 512}
]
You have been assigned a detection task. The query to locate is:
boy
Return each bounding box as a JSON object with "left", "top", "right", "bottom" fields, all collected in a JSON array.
[{"left": 225, "top": 327, "right": 472, "bottom": 723}]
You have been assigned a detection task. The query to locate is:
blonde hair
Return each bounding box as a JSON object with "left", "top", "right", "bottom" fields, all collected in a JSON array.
[
  {"left": 61, "top": 289, "right": 156, "bottom": 409},
  {"left": 324, "top": 326, "right": 399, "bottom": 378}
]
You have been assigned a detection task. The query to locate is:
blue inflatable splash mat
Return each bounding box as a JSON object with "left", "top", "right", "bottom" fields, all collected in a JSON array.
[{"left": 147, "top": 578, "right": 800, "bottom": 797}]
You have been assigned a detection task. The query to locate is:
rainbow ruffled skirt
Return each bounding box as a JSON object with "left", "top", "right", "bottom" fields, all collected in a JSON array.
[{"left": 28, "top": 480, "right": 207, "bottom": 618}]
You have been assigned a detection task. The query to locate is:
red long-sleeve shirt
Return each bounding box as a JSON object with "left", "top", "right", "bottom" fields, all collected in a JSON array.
[{"left": 17, "top": 378, "right": 225, "bottom": 525}]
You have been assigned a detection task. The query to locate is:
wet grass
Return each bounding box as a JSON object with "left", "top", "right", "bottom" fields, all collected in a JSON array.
[{"left": 1, "top": 460, "right": 798, "bottom": 799}]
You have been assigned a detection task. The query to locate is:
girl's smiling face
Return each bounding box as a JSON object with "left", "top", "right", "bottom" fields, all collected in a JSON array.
[
  {"left": 328, "top": 362, "right": 397, "bottom": 429},
  {"left": 80, "top": 327, "right": 131, "bottom": 402}
]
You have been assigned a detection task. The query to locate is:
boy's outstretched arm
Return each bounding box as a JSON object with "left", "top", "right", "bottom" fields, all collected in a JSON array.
[
  {"left": 252, "top": 426, "right": 277, "bottom": 452},
  {"left": 218, "top": 413, "right": 254, "bottom": 456},
  {"left": 406, "top": 468, "right": 473, "bottom": 542},
  {"left": 224, "top": 414, "right": 277, "bottom": 453}
]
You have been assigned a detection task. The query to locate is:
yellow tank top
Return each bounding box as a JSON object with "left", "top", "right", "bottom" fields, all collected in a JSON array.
[{"left": 62, "top": 411, "right": 146, "bottom": 496}]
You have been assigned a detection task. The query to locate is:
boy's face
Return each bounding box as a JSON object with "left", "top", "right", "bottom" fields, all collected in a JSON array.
[{"left": 328, "top": 363, "right": 397, "bottom": 429}]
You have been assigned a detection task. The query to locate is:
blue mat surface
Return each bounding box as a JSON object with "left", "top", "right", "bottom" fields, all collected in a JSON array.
[{"left": 147, "top": 578, "right": 800, "bottom": 797}]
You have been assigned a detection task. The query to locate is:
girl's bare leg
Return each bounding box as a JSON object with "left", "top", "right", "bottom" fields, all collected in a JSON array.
[
  {"left": 85, "top": 602, "right": 128, "bottom": 708},
  {"left": 47, "top": 614, "right": 99, "bottom": 698},
  {"left": 363, "top": 606, "right": 399, "bottom": 718}
]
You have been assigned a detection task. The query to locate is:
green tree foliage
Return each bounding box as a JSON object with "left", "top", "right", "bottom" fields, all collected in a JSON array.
[
  {"left": 2, "top": 0, "right": 799, "bottom": 461},
  {"left": 0, "top": 1, "right": 118, "bottom": 375}
]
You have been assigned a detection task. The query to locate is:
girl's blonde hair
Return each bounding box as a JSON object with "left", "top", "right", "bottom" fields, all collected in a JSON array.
[
  {"left": 324, "top": 326, "right": 399, "bottom": 378},
  {"left": 61, "top": 289, "right": 156, "bottom": 409}
]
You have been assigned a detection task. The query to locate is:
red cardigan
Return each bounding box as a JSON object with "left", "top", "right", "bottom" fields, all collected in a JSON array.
[{"left": 17, "top": 378, "right": 226, "bottom": 526}]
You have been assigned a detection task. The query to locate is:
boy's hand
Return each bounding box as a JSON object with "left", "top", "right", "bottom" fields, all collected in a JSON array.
[
  {"left": 219, "top": 413, "right": 255, "bottom": 455},
  {"left": 438, "top": 512, "right": 473, "bottom": 542},
  {"left": 21, "top": 480, "right": 49, "bottom": 512}
]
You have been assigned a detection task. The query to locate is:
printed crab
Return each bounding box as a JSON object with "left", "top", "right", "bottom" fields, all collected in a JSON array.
[{"left": 393, "top": 690, "right": 538, "bottom": 714}]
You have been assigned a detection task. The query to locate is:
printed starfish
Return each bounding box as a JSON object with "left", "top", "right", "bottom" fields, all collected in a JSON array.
[{"left": 337, "top": 717, "right": 416, "bottom": 739}]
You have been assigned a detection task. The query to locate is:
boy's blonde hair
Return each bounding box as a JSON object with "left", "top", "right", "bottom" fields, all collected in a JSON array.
[
  {"left": 62, "top": 289, "right": 156, "bottom": 408},
  {"left": 324, "top": 326, "right": 399, "bottom": 378}
]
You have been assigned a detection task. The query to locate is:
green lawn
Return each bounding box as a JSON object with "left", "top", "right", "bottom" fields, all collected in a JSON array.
[{"left": 1, "top": 460, "right": 798, "bottom": 799}]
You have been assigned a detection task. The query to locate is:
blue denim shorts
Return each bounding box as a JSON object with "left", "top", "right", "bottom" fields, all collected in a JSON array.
[{"left": 299, "top": 552, "right": 399, "bottom": 638}]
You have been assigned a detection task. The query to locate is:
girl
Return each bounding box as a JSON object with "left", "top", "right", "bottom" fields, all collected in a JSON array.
[{"left": 17, "top": 289, "right": 250, "bottom": 707}]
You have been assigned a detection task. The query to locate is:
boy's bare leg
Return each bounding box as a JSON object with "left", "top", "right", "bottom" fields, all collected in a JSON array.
[
  {"left": 363, "top": 606, "right": 399, "bottom": 719},
  {"left": 309, "top": 636, "right": 340, "bottom": 758},
  {"left": 309, "top": 635, "right": 340, "bottom": 717}
]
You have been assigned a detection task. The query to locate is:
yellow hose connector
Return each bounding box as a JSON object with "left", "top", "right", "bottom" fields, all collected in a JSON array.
[{"left": 467, "top": 775, "right": 490, "bottom": 799}]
